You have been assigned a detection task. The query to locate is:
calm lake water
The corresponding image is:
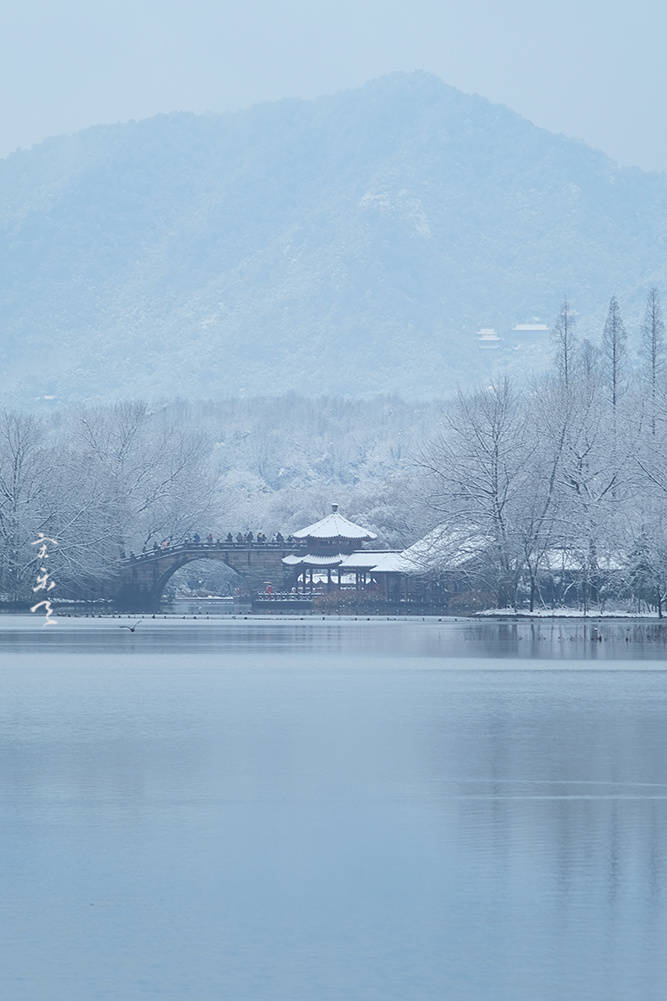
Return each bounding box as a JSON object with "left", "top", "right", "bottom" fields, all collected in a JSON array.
[{"left": 2, "top": 615, "right": 667, "bottom": 1000}]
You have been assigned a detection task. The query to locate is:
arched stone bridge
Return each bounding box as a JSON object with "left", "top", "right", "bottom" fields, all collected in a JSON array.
[{"left": 112, "top": 540, "right": 307, "bottom": 611}]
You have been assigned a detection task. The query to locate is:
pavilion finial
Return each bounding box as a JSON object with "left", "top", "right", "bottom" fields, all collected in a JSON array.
[{"left": 331, "top": 503, "right": 339, "bottom": 513}]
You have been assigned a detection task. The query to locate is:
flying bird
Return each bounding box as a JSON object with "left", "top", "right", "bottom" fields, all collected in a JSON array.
[{"left": 119, "top": 621, "right": 141, "bottom": 632}]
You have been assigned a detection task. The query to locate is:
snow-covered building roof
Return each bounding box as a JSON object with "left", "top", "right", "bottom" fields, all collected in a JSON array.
[
  {"left": 337, "top": 551, "right": 399, "bottom": 570},
  {"left": 366, "top": 529, "right": 628, "bottom": 578},
  {"left": 293, "top": 504, "right": 377, "bottom": 541},
  {"left": 367, "top": 551, "right": 421, "bottom": 574},
  {"left": 399, "top": 525, "right": 490, "bottom": 573}
]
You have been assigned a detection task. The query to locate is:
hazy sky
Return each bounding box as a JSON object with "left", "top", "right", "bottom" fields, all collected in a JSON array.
[{"left": 4, "top": 0, "right": 667, "bottom": 170}]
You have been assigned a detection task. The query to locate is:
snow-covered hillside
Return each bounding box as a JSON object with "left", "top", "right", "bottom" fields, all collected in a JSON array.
[{"left": 2, "top": 71, "right": 667, "bottom": 402}]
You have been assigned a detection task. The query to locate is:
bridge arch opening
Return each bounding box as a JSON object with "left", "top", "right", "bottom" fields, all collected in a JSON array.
[{"left": 164, "top": 558, "right": 248, "bottom": 603}]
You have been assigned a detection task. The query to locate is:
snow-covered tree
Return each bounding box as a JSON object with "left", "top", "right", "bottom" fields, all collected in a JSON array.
[
  {"left": 420, "top": 379, "right": 528, "bottom": 607},
  {"left": 514, "top": 376, "right": 569, "bottom": 610},
  {"left": 0, "top": 412, "right": 51, "bottom": 600},
  {"left": 74, "top": 401, "right": 214, "bottom": 556},
  {"left": 557, "top": 352, "right": 628, "bottom": 611}
]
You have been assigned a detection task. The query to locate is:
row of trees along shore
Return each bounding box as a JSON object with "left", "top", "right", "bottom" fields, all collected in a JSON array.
[{"left": 421, "top": 289, "right": 667, "bottom": 615}]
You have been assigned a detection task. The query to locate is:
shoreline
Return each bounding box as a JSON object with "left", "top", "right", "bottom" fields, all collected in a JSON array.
[{"left": 1, "top": 610, "right": 666, "bottom": 625}]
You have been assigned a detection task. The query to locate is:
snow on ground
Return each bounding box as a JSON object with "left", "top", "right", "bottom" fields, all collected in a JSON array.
[{"left": 477, "top": 607, "right": 660, "bottom": 618}]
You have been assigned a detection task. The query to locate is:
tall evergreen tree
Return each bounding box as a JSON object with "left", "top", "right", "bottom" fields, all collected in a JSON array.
[
  {"left": 552, "top": 298, "right": 576, "bottom": 391},
  {"left": 601, "top": 295, "right": 627, "bottom": 426},
  {"left": 640, "top": 287, "right": 665, "bottom": 436}
]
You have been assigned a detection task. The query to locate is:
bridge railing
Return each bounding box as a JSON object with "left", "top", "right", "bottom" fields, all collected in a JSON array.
[{"left": 118, "top": 539, "right": 309, "bottom": 564}]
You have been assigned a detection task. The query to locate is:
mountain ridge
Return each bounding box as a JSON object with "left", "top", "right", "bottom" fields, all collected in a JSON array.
[{"left": 1, "top": 71, "right": 666, "bottom": 403}]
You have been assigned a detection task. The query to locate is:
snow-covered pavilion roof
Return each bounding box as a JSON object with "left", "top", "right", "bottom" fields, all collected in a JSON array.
[
  {"left": 282, "top": 554, "right": 304, "bottom": 566},
  {"left": 282, "top": 553, "right": 348, "bottom": 568},
  {"left": 293, "top": 504, "right": 377, "bottom": 541},
  {"left": 287, "top": 530, "right": 488, "bottom": 576}
]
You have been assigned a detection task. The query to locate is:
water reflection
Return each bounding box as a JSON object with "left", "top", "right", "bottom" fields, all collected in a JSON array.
[
  {"left": 2, "top": 620, "right": 667, "bottom": 999},
  {"left": 2, "top": 613, "right": 667, "bottom": 660}
]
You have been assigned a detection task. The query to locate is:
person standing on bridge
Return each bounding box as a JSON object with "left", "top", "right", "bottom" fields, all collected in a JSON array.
[{"left": 193, "top": 532, "right": 201, "bottom": 545}]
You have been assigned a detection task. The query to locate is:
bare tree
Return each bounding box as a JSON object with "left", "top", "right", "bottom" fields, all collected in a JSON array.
[
  {"left": 515, "top": 376, "right": 569, "bottom": 610},
  {"left": 0, "top": 412, "right": 52, "bottom": 600},
  {"left": 74, "top": 401, "right": 214, "bottom": 559},
  {"left": 557, "top": 355, "right": 629, "bottom": 612},
  {"left": 420, "top": 379, "right": 528, "bottom": 608}
]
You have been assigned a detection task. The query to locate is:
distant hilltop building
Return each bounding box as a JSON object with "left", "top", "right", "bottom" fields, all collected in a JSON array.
[
  {"left": 477, "top": 327, "right": 501, "bottom": 349},
  {"left": 510, "top": 318, "right": 549, "bottom": 349},
  {"left": 477, "top": 318, "right": 549, "bottom": 352}
]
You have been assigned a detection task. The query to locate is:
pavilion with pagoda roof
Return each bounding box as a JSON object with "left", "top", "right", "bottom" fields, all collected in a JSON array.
[{"left": 283, "top": 504, "right": 395, "bottom": 590}]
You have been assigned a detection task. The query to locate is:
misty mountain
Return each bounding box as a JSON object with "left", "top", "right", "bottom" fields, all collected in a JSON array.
[{"left": 2, "top": 71, "right": 667, "bottom": 403}]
